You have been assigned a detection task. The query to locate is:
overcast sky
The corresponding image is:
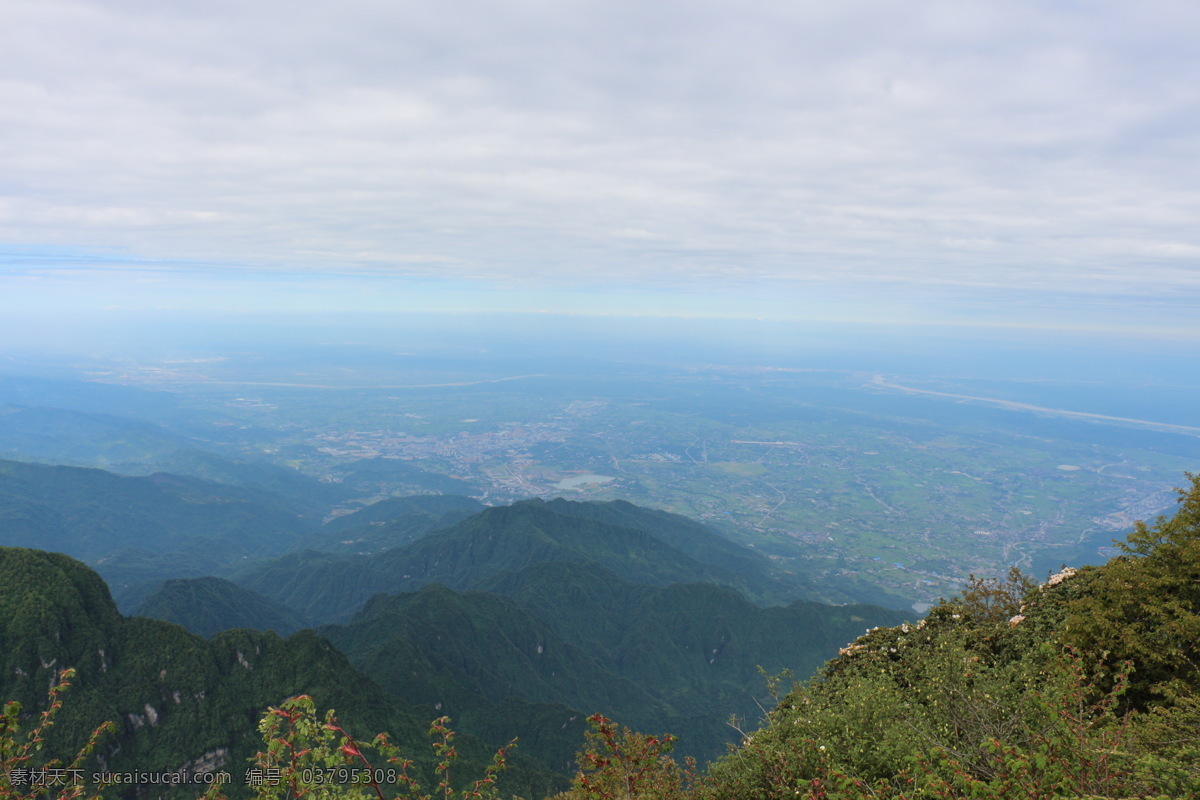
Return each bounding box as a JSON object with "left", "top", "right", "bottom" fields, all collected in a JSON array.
[{"left": 3, "top": 0, "right": 1200, "bottom": 333}]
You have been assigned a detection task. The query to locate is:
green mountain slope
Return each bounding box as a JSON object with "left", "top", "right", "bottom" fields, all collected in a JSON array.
[
  {"left": 482, "top": 561, "right": 907, "bottom": 760},
  {"left": 324, "top": 584, "right": 665, "bottom": 715},
  {"left": 234, "top": 496, "right": 799, "bottom": 624},
  {"left": 371, "top": 498, "right": 777, "bottom": 597},
  {"left": 693, "top": 477, "right": 1200, "bottom": 799},
  {"left": 480, "top": 560, "right": 905, "bottom": 706},
  {"left": 315, "top": 557, "right": 905, "bottom": 765},
  {"left": 0, "top": 404, "right": 193, "bottom": 467},
  {"left": 227, "top": 550, "right": 395, "bottom": 624},
  {"left": 223, "top": 496, "right": 906, "bottom": 766},
  {"left": 293, "top": 494, "right": 483, "bottom": 554},
  {"left": 0, "top": 547, "right": 564, "bottom": 799},
  {"left": 135, "top": 576, "right": 310, "bottom": 637},
  {"left": 534, "top": 497, "right": 801, "bottom": 601},
  {"left": 0, "top": 459, "right": 312, "bottom": 601}
]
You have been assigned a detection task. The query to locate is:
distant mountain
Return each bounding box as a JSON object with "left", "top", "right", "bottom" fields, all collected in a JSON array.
[
  {"left": 0, "top": 459, "right": 313, "bottom": 603},
  {"left": 0, "top": 402, "right": 358, "bottom": 517},
  {"left": 371, "top": 498, "right": 793, "bottom": 601},
  {"left": 533, "top": 497, "right": 786, "bottom": 590},
  {"left": 0, "top": 375, "right": 180, "bottom": 419},
  {"left": 100, "top": 550, "right": 229, "bottom": 614},
  {"left": 234, "top": 496, "right": 806, "bottom": 624},
  {"left": 0, "top": 404, "right": 193, "bottom": 467},
  {"left": 135, "top": 576, "right": 309, "bottom": 637},
  {"left": 293, "top": 494, "right": 483, "bottom": 554},
  {"left": 227, "top": 550, "right": 395, "bottom": 624},
  {"left": 0, "top": 547, "right": 565, "bottom": 799},
  {"left": 116, "top": 448, "right": 351, "bottom": 519},
  {"left": 0, "top": 459, "right": 308, "bottom": 560}
]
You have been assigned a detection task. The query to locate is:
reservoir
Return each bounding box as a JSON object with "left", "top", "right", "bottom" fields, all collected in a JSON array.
[{"left": 555, "top": 473, "right": 615, "bottom": 490}]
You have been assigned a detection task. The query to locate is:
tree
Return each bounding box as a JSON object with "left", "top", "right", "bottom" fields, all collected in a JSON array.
[{"left": 1063, "top": 472, "right": 1200, "bottom": 703}]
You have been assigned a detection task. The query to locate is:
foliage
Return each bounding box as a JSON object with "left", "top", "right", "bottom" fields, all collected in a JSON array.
[
  {"left": 551, "top": 715, "right": 691, "bottom": 800},
  {"left": 948, "top": 567, "right": 1037, "bottom": 626},
  {"left": 698, "top": 473, "right": 1200, "bottom": 799},
  {"left": 1, "top": 669, "right": 114, "bottom": 800},
  {"left": 232, "top": 696, "right": 513, "bottom": 800},
  {"left": 1062, "top": 471, "right": 1200, "bottom": 705}
]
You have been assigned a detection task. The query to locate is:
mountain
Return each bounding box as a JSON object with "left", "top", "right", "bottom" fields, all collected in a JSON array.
[
  {"left": 134, "top": 576, "right": 309, "bottom": 637},
  {"left": 0, "top": 401, "right": 353, "bottom": 519},
  {"left": 227, "top": 550, "right": 395, "bottom": 624},
  {"left": 234, "top": 496, "right": 803, "bottom": 624},
  {"left": 369, "top": 498, "right": 793, "bottom": 600},
  {"left": 477, "top": 559, "right": 905, "bottom": 709},
  {"left": 318, "top": 584, "right": 650, "bottom": 772},
  {"left": 321, "top": 562, "right": 906, "bottom": 764},
  {"left": 219, "top": 495, "right": 906, "bottom": 765},
  {"left": 115, "top": 448, "right": 352, "bottom": 519},
  {"left": 292, "top": 494, "right": 484, "bottom": 554},
  {"left": 532, "top": 497, "right": 795, "bottom": 597},
  {"left": 0, "top": 546, "right": 419, "bottom": 794},
  {"left": 0, "top": 459, "right": 313, "bottom": 603},
  {"left": 0, "top": 547, "right": 564, "bottom": 799},
  {"left": 0, "top": 404, "right": 193, "bottom": 467}
]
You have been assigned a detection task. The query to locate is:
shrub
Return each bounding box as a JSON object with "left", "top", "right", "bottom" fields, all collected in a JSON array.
[
  {"left": 1, "top": 669, "right": 113, "bottom": 800},
  {"left": 551, "top": 714, "right": 690, "bottom": 800},
  {"left": 238, "top": 695, "right": 514, "bottom": 800}
]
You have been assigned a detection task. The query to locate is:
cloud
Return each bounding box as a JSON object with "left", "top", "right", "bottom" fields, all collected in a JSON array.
[{"left": 1, "top": 0, "right": 1199, "bottom": 320}]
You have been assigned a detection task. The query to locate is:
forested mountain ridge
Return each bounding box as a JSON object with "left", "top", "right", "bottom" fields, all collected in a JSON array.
[
  {"left": 229, "top": 495, "right": 825, "bottom": 625},
  {"left": 318, "top": 571, "right": 906, "bottom": 765},
  {"left": 0, "top": 458, "right": 912, "bottom": 793},
  {"left": 0, "top": 547, "right": 564, "bottom": 799},
  {"left": 369, "top": 498, "right": 771, "bottom": 597},
  {"left": 291, "top": 494, "right": 484, "bottom": 555},
  {"left": 0, "top": 458, "right": 312, "bottom": 606},
  {"left": 134, "top": 577, "right": 308, "bottom": 638},
  {"left": 135, "top": 491, "right": 906, "bottom": 767}
]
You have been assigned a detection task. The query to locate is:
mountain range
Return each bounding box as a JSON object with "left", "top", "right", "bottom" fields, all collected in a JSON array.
[{"left": 0, "top": 455, "right": 906, "bottom": 790}]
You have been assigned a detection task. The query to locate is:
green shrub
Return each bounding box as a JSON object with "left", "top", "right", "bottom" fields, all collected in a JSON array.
[{"left": 1, "top": 669, "right": 113, "bottom": 800}]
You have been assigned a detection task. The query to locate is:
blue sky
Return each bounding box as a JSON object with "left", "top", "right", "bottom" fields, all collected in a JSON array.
[{"left": 3, "top": 1, "right": 1200, "bottom": 335}]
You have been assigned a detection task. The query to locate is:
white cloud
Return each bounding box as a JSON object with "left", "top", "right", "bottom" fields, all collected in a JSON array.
[{"left": 1, "top": 0, "right": 1199, "bottom": 322}]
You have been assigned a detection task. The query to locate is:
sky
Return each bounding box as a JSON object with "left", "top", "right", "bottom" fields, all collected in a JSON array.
[{"left": 3, "top": 0, "right": 1200, "bottom": 335}]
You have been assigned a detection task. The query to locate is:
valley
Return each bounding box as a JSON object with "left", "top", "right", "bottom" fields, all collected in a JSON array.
[{"left": 13, "top": 342, "right": 1192, "bottom": 609}]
